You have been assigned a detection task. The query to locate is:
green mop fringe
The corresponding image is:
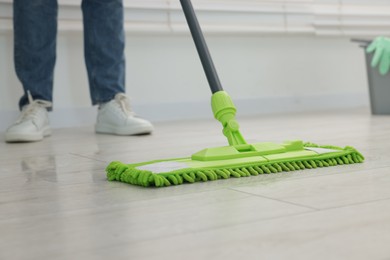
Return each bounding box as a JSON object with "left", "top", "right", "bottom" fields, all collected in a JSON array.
[{"left": 106, "top": 143, "right": 364, "bottom": 188}]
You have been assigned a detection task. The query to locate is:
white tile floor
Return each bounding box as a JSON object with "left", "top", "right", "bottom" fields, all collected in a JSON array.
[{"left": 1, "top": 108, "right": 390, "bottom": 260}]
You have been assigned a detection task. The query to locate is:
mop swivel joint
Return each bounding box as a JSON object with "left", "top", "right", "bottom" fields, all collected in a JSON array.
[{"left": 211, "top": 91, "right": 247, "bottom": 146}]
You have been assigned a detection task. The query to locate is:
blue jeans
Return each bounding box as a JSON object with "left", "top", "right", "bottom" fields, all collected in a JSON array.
[{"left": 13, "top": 0, "right": 126, "bottom": 109}]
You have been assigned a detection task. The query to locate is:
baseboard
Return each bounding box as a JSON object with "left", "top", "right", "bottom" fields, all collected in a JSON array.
[{"left": 0, "top": 93, "right": 369, "bottom": 132}]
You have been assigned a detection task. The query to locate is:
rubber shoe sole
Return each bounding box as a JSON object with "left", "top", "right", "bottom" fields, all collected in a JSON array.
[
  {"left": 5, "top": 126, "right": 51, "bottom": 143},
  {"left": 95, "top": 123, "right": 153, "bottom": 136}
]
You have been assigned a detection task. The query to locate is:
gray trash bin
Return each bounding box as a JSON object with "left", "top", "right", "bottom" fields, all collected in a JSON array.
[{"left": 353, "top": 39, "right": 390, "bottom": 115}]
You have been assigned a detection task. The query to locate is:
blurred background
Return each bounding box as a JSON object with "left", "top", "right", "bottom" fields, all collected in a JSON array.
[{"left": 1, "top": 0, "right": 388, "bottom": 131}]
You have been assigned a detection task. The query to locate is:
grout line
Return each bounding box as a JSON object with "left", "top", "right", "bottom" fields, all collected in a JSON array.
[
  {"left": 69, "top": 153, "right": 107, "bottom": 163},
  {"left": 124, "top": 209, "right": 316, "bottom": 248},
  {"left": 230, "top": 164, "right": 390, "bottom": 189},
  {"left": 229, "top": 188, "right": 320, "bottom": 211},
  {"left": 320, "top": 197, "right": 390, "bottom": 211},
  {"left": 121, "top": 196, "right": 390, "bottom": 248},
  {"left": 231, "top": 190, "right": 390, "bottom": 215},
  {"left": 0, "top": 188, "right": 254, "bottom": 223}
]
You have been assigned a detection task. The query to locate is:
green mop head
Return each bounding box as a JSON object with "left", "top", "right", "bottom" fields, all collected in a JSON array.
[{"left": 106, "top": 92, "right": 364, "bottom": 188}]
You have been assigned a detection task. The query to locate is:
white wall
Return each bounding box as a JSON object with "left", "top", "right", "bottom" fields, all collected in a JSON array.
[
  {"left": 0, "top": 32, "right": 369, "bottom": 130},
  {"left": 0, "top": 0, "right": 372, "bottom": 131}
]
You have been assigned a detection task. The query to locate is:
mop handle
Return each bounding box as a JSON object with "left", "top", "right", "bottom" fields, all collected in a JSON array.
[{"left": 180, "top": 0, "right": 224, "bottom": 94}]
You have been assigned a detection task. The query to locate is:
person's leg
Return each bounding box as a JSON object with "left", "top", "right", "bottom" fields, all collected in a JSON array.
[
  {"left": 82, "top": 0, "right": 153, "bottom": 135},
  {"left": 81, "top": 0, "right": 125, "bottom": 105},
  {"left": 13, "top": 0, "right": 58, "bottom": 109},
  {"left": 6, "top": 0, "right": 57, "bottom": 142}
]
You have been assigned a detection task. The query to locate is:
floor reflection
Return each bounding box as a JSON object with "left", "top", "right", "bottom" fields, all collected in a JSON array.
[{"left": 21, "top": 155, "right": 57, "bottom": 183}]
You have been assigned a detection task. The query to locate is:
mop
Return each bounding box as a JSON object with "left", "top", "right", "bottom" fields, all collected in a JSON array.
[{"left": 106, "top": 0, "right": 364, "bottom": 187}]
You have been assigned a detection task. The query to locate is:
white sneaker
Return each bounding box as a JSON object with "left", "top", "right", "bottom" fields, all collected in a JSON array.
[
  {"left": 95, "top": 93, "right": 153, "bottom": 136},
  {"left": 5, "top": 92, "right": 52, "bottom": 143}
]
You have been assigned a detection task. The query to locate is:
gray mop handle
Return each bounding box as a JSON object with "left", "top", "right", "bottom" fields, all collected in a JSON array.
[{"left": 179, "top": 0, "right": 224, "bottom": 94}]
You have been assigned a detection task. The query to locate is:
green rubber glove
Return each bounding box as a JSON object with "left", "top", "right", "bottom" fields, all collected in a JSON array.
[{"left": 367, "top": 36, "right": 390, "bottom": 76}]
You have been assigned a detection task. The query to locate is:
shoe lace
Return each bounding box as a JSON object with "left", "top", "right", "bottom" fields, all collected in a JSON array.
[
  {"left": 17, "top": 91, "right": 52, "bottom": 123},
  {"left": 114, "top": 93, "right": 135, "bottom": 117}
]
